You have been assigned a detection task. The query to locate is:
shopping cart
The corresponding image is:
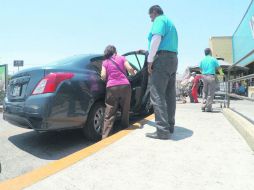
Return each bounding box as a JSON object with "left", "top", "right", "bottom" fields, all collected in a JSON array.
[{"left": 214, "top": 76, "right": 227, "bottom": 108}]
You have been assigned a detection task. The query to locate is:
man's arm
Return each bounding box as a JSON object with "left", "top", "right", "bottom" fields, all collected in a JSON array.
[
  {"left": 218, "top": 67, "right": 224, "bottom": 76},
  {"left": 215, "top": 59, "right": 224, "bottom": 76},
  {"left": 147, "top": 34, "right": 161, "bottom": 74},
  {"left": 148, "top": 35, "right": 161, "bottom": 63}
]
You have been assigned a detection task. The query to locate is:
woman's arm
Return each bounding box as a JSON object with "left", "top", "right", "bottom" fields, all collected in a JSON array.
[
  {"left": 101, "top": 66, "right": 107, "bottom": 80},
  {"left": 124, "top": 61, "right": 137, "bottom": 76}
]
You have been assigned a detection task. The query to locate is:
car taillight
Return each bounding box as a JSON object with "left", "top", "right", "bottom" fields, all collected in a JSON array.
[{"left": 32, "top": 72, "right": 74, "bottom": 95}]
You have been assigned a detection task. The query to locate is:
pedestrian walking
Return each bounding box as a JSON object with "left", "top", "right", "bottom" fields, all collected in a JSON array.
[
  {"left": 101, "top": 45, "right": 136, "bottom": 139},
  {"left": 199, "top": 48, "right": 224, "bottom": 112},
  {"left": 145, "top": 5, "right": 178, "bottom": 140},
  {"left": 191, "top": 73, "right": 203, "bottom": 103},
  {"left": 198, "top": 79, "right": 204, "bottom": 97}
]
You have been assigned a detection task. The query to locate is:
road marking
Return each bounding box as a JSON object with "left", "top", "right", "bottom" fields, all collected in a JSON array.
[{"left": 0, "top": 114, "right": 154, "bottom": 190}]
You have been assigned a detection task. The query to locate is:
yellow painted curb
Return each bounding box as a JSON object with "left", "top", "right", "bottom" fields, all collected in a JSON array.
[
  {"left": 0, "top": 114, "right": 154, "bottom": 190},
  {"left": 223, "top": 108, "right": 254, "bottom": 151}
]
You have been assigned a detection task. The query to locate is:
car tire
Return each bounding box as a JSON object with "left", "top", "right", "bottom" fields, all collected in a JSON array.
[{"left": 83, "top": 102, "right": 105, "bottom": 141}]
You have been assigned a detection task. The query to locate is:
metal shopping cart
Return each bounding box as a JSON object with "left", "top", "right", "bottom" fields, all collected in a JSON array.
[{"left": 214, "top": 75, "right": 227, "bottom": 108}]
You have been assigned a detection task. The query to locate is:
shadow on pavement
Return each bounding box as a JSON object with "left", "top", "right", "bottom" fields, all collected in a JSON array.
[
  {"left": 205, "top": 110, "right": 221, "bottom": 113},
  {"left": 141, "top": 120, "right": 194, "bottom": 141},
  {"left": 8, "top": 115, "right": 148, "bottom": 160},
  {"left": 170, "top": 126, "right": 194, "bottom": 141},
  {"left": 8, "top": 129, "right": 93, "bottom": 160}
]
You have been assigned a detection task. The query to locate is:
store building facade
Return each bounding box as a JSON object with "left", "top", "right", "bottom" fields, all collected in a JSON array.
[{"left": 209, "top": 36, "right": 233, "bottom": 64}]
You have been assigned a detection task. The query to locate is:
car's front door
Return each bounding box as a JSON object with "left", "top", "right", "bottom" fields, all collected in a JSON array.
[{"left": 123, "top": 51, "right": 148, "bottom": 113}]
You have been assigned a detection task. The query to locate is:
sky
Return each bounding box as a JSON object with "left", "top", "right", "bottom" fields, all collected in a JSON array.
[{"left": 0, "top": 0, "right": 252, "bottom": 74}]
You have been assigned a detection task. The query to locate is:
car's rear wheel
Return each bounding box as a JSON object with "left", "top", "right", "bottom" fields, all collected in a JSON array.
[{"left": 83, "top": 102, "right": 105, "bottom": 141}]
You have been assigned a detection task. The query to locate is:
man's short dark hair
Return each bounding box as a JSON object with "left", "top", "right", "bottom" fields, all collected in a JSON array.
[
  {"left": 149, "top": 5, "right": 164, "bottom": 15},
  {"left": 204, "top": 48, "right": 212, "bottom": 56},
  {"left": 104, "top": 45, "right": 117, "bottom": 59}
]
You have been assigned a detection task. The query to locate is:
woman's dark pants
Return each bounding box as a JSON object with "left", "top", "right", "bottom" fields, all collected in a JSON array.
[{"left": 102, "top": 85, "right": 131, "bottom": 139}]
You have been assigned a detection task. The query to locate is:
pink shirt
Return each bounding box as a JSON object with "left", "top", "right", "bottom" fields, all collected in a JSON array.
[{"left": 102, "top": 55, "right": 130, "bottom": 88}]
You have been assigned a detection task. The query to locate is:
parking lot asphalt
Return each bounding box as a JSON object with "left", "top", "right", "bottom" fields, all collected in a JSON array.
[
  {"left": 1, "top": 103, "right": 254, "bottom": 190},
  {"left": 0, "top": 113, "right": 94, "bottom": 182}
]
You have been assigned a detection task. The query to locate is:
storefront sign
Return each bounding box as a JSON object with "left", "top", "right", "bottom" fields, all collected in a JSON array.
[
  {"left": 13, "top": 60, "right": 24, "bottom": 67},
  {"left": 0, "top": 64, "right": 7, "bottom": 91}
]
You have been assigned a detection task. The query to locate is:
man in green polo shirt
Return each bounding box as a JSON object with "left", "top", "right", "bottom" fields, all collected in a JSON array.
[
  {"left": 199, "top": 48, "right": 223, "bottom": 112},
  {"left": 145, "top": 5, "right": 178, "bottom": 140}
]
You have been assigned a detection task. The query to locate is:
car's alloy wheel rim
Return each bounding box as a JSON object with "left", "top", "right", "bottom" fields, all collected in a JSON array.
[{"left": 94, "top": 107, "right": 105, "bottom": 134}]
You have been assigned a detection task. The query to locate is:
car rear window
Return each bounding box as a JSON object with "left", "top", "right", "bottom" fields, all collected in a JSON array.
[
  {"left": 90, "top": 56, "right": 104, "bottom": 73},
  {"left": 48, "top": 55, "right": 91, "bottom": 67}
]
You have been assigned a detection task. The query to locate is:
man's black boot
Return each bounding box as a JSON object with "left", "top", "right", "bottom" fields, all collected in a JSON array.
[{"left": 146, "top": 132, "right": 170, "bottom": 140}]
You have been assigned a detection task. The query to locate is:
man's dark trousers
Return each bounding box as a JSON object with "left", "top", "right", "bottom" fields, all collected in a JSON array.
[{"left": 150, "top": 51, "right": 178, "bottom": 135}]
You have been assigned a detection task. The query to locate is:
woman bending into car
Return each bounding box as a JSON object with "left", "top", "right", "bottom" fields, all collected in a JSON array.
[{"left": 101, "top": 45, "right": 136, "bottom": 139}]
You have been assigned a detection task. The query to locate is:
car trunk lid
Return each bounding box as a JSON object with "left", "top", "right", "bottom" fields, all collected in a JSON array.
[{"left": 7, "top": 68, "right": 45, "bottom": 101}]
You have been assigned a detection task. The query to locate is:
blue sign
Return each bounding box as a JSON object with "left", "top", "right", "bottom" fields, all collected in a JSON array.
[
  {"left": 233, "top": 0, "right": 254, "bottom": 66},
  {"left": 250, "top": 15, "right": 254, "bottom": 38}
]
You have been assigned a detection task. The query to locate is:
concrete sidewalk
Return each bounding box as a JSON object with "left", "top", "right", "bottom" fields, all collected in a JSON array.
[{"left": 14, "top": 103, "right": 254, "bottom": 189}]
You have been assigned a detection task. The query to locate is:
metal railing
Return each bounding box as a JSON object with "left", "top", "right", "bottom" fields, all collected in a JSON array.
[{"left": 226, "top": 49, "right": 254, "bottom": 107}]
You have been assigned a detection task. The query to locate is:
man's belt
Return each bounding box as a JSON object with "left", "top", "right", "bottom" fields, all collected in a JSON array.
[{"left": 156, "top": 50, "right": 177, "bottom": 55}]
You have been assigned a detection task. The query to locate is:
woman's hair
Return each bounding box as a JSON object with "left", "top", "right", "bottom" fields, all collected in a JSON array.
[{"left": 104, "top": 45, "right": 117, "bottom": 59}]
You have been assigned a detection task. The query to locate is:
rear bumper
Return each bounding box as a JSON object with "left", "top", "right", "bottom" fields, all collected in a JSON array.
[
  {"left": 3, "top": 94, "right": 51, "bottom": 130},
  {"left": 3, "top": 93, "right": 88, "bottom": 131},
  {"left": 3, "top": 112, "right": 33, "bottom": 129}
]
